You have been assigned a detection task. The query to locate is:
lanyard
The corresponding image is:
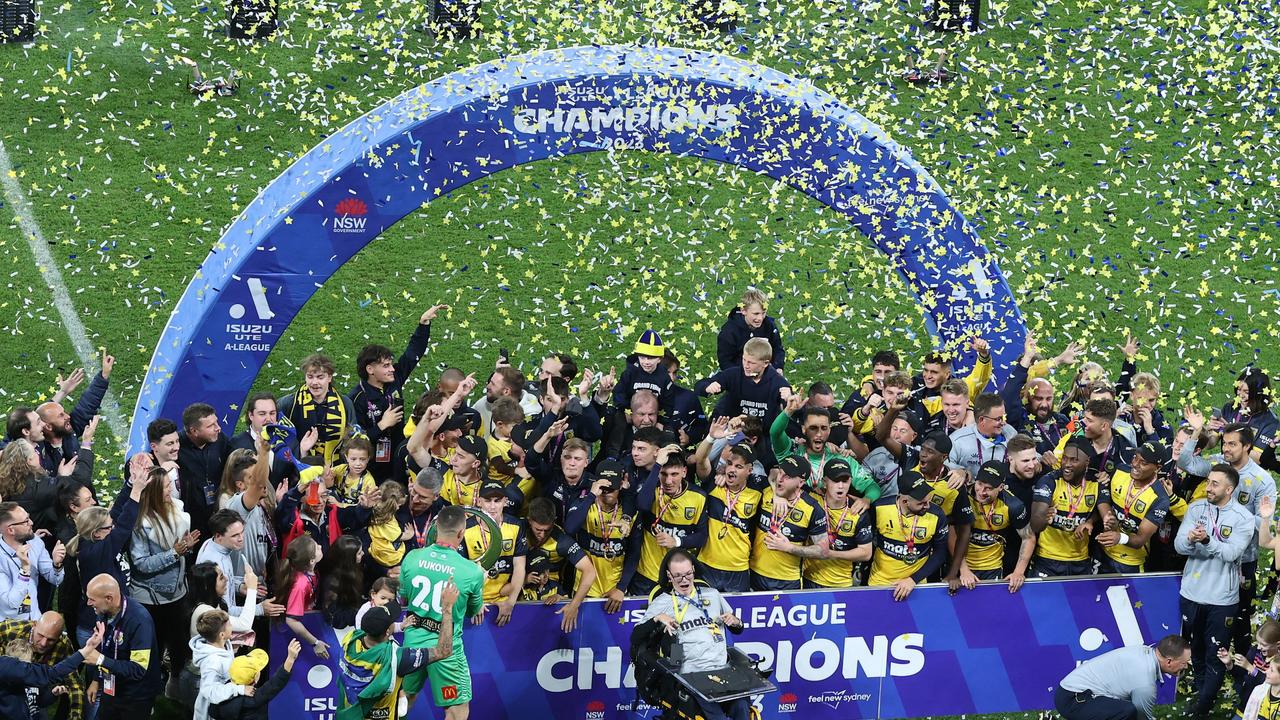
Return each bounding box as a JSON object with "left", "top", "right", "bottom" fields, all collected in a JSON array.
[
  {"left": 769, "top": 495, "right": 792, "bottom": 535},
  {"left": 1063, "top": 480, "right": 1087, "bottom": 517},
  {"left": 672, "top": 590, "right": 720, "bottom": 639},
  {"left": 825, "top": 500, "right": 850, "bottom": 546},
  {"left": 599, "top": 502, "right": 621, "bottom": 540},
  {"left": 1120, "top": 479, "right": 1146, "bottom": 516},
  {"left": 455, "top": 475, "right": 480, "bottom": 507},
  {"left": 411, "top": 510, "right": 435, "bottom": 548},
  {"left": 722, "top": 488, "right": 742, "bottom": 524},
  {"left": 899, "top": 510, "right": 920, "bottom": 553},
  {"left": 976, "top": 436, "right": 1006, "bottom": 464},
  {"left": 653, "top": 493, "right": 678, "bottom": 532},
  {"left": 1207, "top": 506, "right": 1226, "bottom": 541},
  {"left": 976, "top": 499, "right": 999, "bottom": 529}
]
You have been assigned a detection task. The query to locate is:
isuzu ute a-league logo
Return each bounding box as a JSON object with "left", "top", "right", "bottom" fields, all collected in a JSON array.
[
  {"left": 225, "top": 277, "right": 276, "bottom": 352},
  {"left": 333, "top": 197, "right": 369, "bottom": 234}
]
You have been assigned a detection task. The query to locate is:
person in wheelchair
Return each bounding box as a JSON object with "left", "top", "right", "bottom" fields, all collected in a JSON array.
[{"left": 633, "top": 549, "right": 754, "bottom": 720}]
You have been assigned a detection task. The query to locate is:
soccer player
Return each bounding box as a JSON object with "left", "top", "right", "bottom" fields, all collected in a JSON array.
[
  {"left": 523, "top": 498, "right": 597, "bottom": 632},
  {"left": 772, "top": 394, "right": 878, "bottom": 500},
  {"left": 1055, "top": 398, "right": 1134, "bottom": 478},
  {"left": 853, "top": 471, "right": 950, "bottom": 601},
  {"left": 911, "top": 337, "right": 992, "bottom": 404},
  {"left": 461, "top": 481, "right": 526, "bottom": 626},
  {"left": 398, "top": 506, "right": 485, "bottom": 719},
  {"left": 917, "top": 432, "right": 973, "bottom": 589},
  {"left": 1096, "top": 441, "right": 1171, "bottom": 574},
  {"left": 623, "top": 447, "right": 707, "bottom": 598},
  {"left": 440, "top": 435, "right": 488, "bottom": 508},
  {"left": 1030, "top": 437, "right": 1112, "bottom": 577},
  {"left": 803, "top": 458, "right": 870, "bottom": 589},
  {"left": 961, "top": 461, "right": 1035, "bottom": 591},
  {"left": 749, "top": 456, "right": 829, "bottom": 591},
  {"left": 697, "top": 444, "right": 763, "bottom": 593},
  {"left": 564, "top": 463, "right": 636, "bottom": 613}
]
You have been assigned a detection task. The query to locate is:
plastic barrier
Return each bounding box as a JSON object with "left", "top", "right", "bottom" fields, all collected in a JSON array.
[
  {"left": 268, "top": 573, "right": 1179, "bottom": 719},
  {"left": 128, "top": 45, "right": 1028, "bottom": 452}
]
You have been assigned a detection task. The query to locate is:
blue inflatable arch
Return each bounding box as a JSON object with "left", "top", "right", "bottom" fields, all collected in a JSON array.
[{"left": 130, "top": 45, "right": 1027, "bottom": 450}]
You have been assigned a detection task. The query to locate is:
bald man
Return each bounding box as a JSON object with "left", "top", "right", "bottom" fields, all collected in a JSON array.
[
  {"left": 0, "top": 621, "right": 101, "bottom": 720},
  {"left": 0, "top": 611, "right": 85, "bottom": 719},
  {"left": 84, "top": 574, "right": 161, "bottom": 719}
]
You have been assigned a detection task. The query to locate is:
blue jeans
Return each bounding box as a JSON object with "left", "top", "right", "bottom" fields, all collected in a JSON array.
[{"left": 76, "top": 625, "right": 99, "bottom": 720}]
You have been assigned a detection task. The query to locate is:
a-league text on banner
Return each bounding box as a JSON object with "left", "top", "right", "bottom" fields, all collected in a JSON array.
[{"left": 269, "top": 573, "right": 1179, "bottom": 719}]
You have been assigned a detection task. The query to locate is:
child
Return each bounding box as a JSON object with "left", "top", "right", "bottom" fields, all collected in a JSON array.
[
  {"left": 298, "top": 436, "right": 377, "bottom": 507},
  {"left": 277, "top": 353, "right": 356, "bottom": 466},
  {"left": 189, "top": 610, "right": 254, "bottom": 720},
  {"left": 367, "top": 481, "right": 409, "bottom": 572},
  {"left": 716, "top": 287, "right": 785, "bottom": 371},
  {"left": 1244, "top": 656, "right": 1280, "bottom": 720},
  {"left": 520, "top": 550, "right": 559, "bottom": 602},
  {"left": 275, "top": 535, "right": 328, "bottom": 659},
  {"left": 208, "top": 640, "right": 301, "bottom": 720},
  {"left": 487, "top": 396, "right": 524, "bottom": 487},
  {"left": 1225, "top": 615, "right": 1280, "bottom": 717},
  {"left": 354, "top": 577, "right": 402, "bottom": 631},
  {"left": 696, "top": 337, "right": 793, "bottom": 460},
  {"left": 613, "top": 329, "right": 674, "bottom": 413}
]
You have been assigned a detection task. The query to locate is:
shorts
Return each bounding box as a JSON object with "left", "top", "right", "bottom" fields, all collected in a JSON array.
[
  {"left": 1032, "top": 557, "right": 1092, "bottom": 578},
  {"left": 628, "top": 574, "right": 658, "bottom": 599},
  {"left": 972, "top": 568, "right": 1003, "bottom": 581},
  {"left": 750, "top": 573, "right": 800, "bottom": 592},
  {"left": 401, "top": 626, "right": 471, "bottom": 706},
  {"left": 1097, "top": 556, "right": 1143, "bottom": 575},
  {"left": 701, "top": 566, "right": 750, "bottom": 594}
]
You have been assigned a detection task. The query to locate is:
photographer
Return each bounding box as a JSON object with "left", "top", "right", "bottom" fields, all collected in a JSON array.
[{"left": 638, "top": 549, "right": 750, "bottom": 720}]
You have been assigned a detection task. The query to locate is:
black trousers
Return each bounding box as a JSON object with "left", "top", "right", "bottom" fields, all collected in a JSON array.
[
  {"left": 98, "top": 697, "right": 155, "bottom": 720},
  {"left": 143, "top": 598, "right": 190, "bottom": 683},
  {"left": 1233, "top": 560, "right": 1258, "bottom": 654},
  {"left": 1054, "top": 686, "right": 1138, "bottom": 720},
  {"left": 1181, "top": 595, "right": 1237, "bottom": 716}
]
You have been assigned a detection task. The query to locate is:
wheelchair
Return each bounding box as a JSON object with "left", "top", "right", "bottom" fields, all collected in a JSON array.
[{"left": 630, "top": 618, "right": 777, "bottom": 720}]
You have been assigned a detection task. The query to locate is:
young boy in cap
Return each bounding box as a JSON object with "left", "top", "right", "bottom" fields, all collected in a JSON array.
[
  {"left": 852, "top": 470, "right": 950, "bottom": 601},
  {"left": 461, "top": 480, "right": 526, "bottom": 625},
  {"left": 208, "top": 640, "right": 300, "bottom": 720},
  {"left": 1096, "top": 441, "right": 1171, "bottom": 574},
  {"left": 612, "top": 329, "right": 674, "bottom": 413}
]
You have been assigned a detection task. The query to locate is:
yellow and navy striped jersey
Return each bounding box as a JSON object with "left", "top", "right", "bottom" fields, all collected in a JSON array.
[
  {"left": 701, "top": 484, "right": 763, "bottom": 573},
  {"left": 1102, "top": 471, "right": 1170, "bottom": 567},
  {"left": 802, "top": 493, "right": 863, "bottom": 588},
  {"left": 462, "top": 514, "right": 527, "bottom": 603},
  {"left": 1032, "top": 473, "right": 1108, "bottom": 562},
  {"left": 636, "top": 487, "right": 708, "bottom": 583},
  {"left": 855, "top": 496, "right": 949, "bottom": 586},
  {"left": 750, "top": 487, "right": 827, "bottom": 582},
  {"left": 441, "top": 470, "right": 483, "bottom": 508},
  {"left": 967, "top": 490, "right": 1028, "bottom": 572},
  {"left": 925, "top": 475, "right": 975, "bottom": 526}
]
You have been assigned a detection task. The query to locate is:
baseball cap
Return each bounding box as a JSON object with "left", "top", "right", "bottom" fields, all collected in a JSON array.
[
  {"left": 1137, "top": 441, "right": 1169, "bottom": 465},
  {"left": 776, "top": 456, "right": 811, "bottom": 479},
  {"left": 439, "top": 413, "right": 470, "bottom": 433},
  {"left": 359, "top": 605, "right": 396, "bottom": 639},
  {"left": 824, "top": 457, "right": 853, "bottom": 481},
  {"left": 478, "top": 479, "right": 509, "bottom": 499},
  {"left": 526, "top": 549, "right": 550, "bottom": 576},
  {"left": 596, "top": 460, "right": 624, "bottom": 492},
  {"left": 457, "top": 434, "right": 487, "bottom": 458},
  {"left": 898, "top": 469, "right": 933, "bottom": 501},
  {"left": 975, "top": 460, "right": 1007, "bottom": 487},
  {"left": 228, "top": 649, "right": 269, "bottom": 685},
  {"left": 898, "top": 410, "right": 925, "bottom": 437},
  {"left": 921, "top": 431, "right": 952, "bottom": 455},
  {"left": 1063, "top": 435, "right": 1096, "bottom": 459}
]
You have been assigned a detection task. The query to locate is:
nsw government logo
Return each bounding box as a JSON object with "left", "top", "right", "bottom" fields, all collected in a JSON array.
[
  {"left": 585, "top": 699, "right": 606, "bottom": 719},
  {"left": 778, "top": 692, "right": 798, "bottom": 713},
  {"left": 333, "top": 197, "right": 369, "bottom": 234}
]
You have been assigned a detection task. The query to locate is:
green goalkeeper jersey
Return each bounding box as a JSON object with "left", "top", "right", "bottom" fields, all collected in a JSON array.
[{"left": 399, "top": 543, "right": 485, "bottom": 639}]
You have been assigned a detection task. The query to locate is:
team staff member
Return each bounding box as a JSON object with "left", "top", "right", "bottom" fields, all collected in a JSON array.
[
  {"left": 1096, "top": 442, "right": 1171, "bottom": 574},
  {"left": 1176, "top": 464, "right": 1256, "bottom": 719},
  {"left": 83, "top": 573, "right": 162, "bottom": 720},
  {"left": 749, "top": 457, "right": 829, "bottom": 591},
  {"left": 853, "top": 471, "right": 950, "bottom": 601},
  {"left": 624, "top": 448, "right": 707, "bottom": 598},
  {"left": 461, "top": 481, "right": 526, "bottom": 627},
  {"left": 1030, "top": 438, "right": 1111, "bottom": 577},
  {"left": 960, "top": 461, "right": 1034, "bottom": 591},
  {"left": 523, "top": 498, "right": 597, "bottom": 632},
  {"left": 803, "top": 459, "right": 868, "bottom": 589},
  {"left": 697, "top": 445, "right": 764, "bottom": 593},
  {"left": 564, "top": 464, "right": 636, "bottom": 612},
  {"left": 1054, "top": 634, "right": 1190, "bottom": 720}
]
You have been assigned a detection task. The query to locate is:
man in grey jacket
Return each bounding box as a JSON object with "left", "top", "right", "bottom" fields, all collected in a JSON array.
[
  {"left": 1055, "top": 634, "right": 1190, "bottom": 720},
  {"left": 1178, "top": 411, "right": 1276, "bottom": 654},
  {"left": 1175, "top": 463, "right": 1256, "bottom": 719}
]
